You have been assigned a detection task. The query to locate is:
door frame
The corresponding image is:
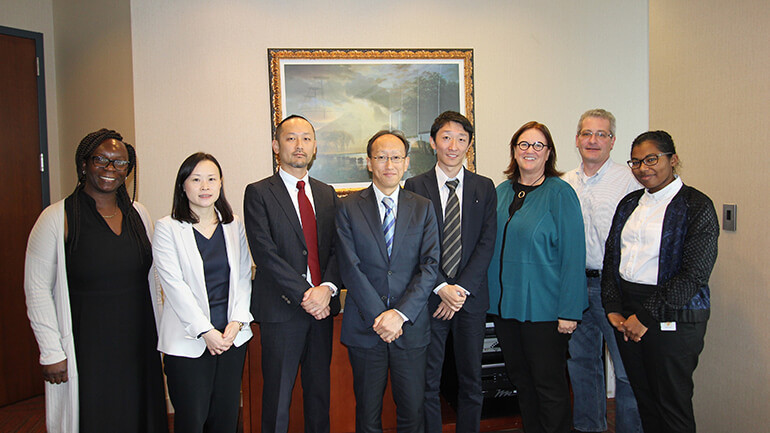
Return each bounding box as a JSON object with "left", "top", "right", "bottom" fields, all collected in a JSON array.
[{"left": 0, "top": 25, "right": 50, "bottom": 206}]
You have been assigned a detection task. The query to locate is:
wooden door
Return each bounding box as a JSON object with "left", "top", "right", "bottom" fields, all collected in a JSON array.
[{"left": 0, "top": 26, "right": 49, "bottom": 406}]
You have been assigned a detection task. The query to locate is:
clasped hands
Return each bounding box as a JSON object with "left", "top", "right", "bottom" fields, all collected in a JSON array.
[
  {"left": 302, "top": 285, "right": 333, "bottom": 320},
  {"left": 608, "top": 312, "right": 648, "bottom": 342},
  {"left": 433, "top": 284, "right": 467, "bottom": 320},
  {"left": 202, "top": 321, "right": 243, "bottom": 356},
  {"left": 373, "top": 309, "right": 405, "bottom": 343}
]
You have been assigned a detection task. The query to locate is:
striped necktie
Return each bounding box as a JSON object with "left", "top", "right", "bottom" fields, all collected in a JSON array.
[
  {"left": 442, "top": 179, "right": 461, "bottom": 278},
  {"left": 382, "top": 197, "right": 395, "bottom": 257}
]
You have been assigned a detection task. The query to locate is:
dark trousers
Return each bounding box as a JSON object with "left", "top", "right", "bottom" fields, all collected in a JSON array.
[
  {"left": 615, "top": 321, "right": 707, "bottom": 433},
  {"left": 259, "top": 313, "right": 333, "bottom": 433},
  {"left": 493, "top": 317, "right": 571, "bottom": 433},
  {"left": 347, "top": 343, "right": 427, "bottom": 433},
  {"left": 424, "top": 308, "right": 486, "bottom": 433},
  {"left": 163, "top": 343, "right": 247, "bottom": 433}
]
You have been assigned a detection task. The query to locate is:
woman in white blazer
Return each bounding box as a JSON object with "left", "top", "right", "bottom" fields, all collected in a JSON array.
[{"left": 153, "top": 152, "right": 253, "bottom": 433}]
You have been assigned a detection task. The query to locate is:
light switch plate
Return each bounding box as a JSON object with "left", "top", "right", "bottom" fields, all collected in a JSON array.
[{"left": 723, "top": 204, "right": 736, "bottom": 231}]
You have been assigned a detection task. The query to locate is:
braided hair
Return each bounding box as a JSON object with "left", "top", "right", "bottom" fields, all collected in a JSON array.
[{"left": 67, "top": 128, "right": 151, "bottom": 257}]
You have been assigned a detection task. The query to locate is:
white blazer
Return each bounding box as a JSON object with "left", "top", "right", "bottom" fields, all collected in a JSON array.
[{"left": 153, "top": 214, "right": 253, "bottom": 357}]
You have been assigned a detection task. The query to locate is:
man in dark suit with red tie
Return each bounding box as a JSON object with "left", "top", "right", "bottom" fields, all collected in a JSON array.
[
  {"left": 336, "top": 130, "right": 440, "bottom": 433},
  {"left": 244, "top": 115, "right": 341, "bottom": 433},
  {"left": 404, "top": 111, "right": 497, "bottom": 433}
]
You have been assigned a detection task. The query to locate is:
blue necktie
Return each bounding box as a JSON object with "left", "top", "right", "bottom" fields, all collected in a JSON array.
[{"left": 382, "top": 197, "right": 395, "bottom": 257}]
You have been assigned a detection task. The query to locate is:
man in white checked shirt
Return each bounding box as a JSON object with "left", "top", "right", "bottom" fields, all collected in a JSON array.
[{"left": 563, "top": 109, "right": 643, "bottom": 433}]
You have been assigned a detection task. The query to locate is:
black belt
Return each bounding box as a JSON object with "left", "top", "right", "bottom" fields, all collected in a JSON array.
[{"left": 585, "top": 269, "right": 601, "bottom": 278}]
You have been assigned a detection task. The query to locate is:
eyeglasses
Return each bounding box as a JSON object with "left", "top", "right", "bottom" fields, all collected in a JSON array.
[
  {"left": 627, "top": 153, "right": 673, "bottom": 169},
  {"left": 579, "top": 130, "right": 614, "bottom": 140},
  {"left": 516, "top": 141, "right": 549, "bottom": 151},
  {"left": 371, "top": 155, "right": 406, "bottom": 164},
  {"left": 91, "top": 155, "right": 130, "bottom": 171}
]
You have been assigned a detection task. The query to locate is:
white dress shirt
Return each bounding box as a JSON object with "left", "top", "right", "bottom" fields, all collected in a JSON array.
[
  {"left": 277, "top": 168, "right": 338, "bottom": 295},
  {"left": 372, "top": 183, "right": 400, "bottom": 224},
  {"left": 563, "top": 159, "right": 641, "bottom": 270},
  {"left": 371, "top": 184, "right": 408, "bottom": 322},
  {"left": 619, "top": 176, "right": 684, "bottom": 284},
  {"left": 435, "top": 164, "right": 465, "bottom": 220}
]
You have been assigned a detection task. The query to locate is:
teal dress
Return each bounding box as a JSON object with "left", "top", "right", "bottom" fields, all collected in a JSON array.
[{"left": 487, "top": 176, "right": 588, "bottom": 321}]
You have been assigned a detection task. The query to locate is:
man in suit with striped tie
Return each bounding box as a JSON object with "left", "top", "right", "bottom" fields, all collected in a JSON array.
[
  {"left": 404, "top": 111, "right": 497, "bottom": 433},
  {"left": 336, "top": 130, "right": 440, "bottom": 433}
]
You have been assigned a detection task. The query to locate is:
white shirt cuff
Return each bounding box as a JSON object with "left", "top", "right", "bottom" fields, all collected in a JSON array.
[
  {"left": 393, "top": 309, "right": 409, "bottom": 323},
  {"left": 433, "top": 282, "right": 470, "bottom": 296},
  {"left": 322, "top": 282, "right": 339, "bottom": 296}
]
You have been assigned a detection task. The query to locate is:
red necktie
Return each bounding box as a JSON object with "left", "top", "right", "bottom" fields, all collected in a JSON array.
[{"left": 297, "top": 180, "right": 321, "bottom": 286}]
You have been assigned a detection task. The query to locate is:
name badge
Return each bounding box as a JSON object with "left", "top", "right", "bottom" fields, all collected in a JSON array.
[{"left": 660, "top": 322, "right": 677, "bottom": 331}]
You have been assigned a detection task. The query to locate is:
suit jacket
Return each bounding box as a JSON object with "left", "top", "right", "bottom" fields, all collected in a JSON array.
[
  {"left": 244, "top": 172, "right": 341, "bottom": 323},
  {"left": 153, "top": 215, "right": 254, "bottom": 357},
  {"left": 404, "top": 168, "right": 497, "bottom": 314},
  {"left": 335, "top": 185, "right": 440, "bottom": 349}
]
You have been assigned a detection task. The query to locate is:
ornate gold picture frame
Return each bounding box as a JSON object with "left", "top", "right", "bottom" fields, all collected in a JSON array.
[{"left": 268, "top": 48, "right": 475, "bottom": 195}]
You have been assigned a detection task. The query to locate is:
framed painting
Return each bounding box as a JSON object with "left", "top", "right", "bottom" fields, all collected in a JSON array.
[{"left": 268, "top": 48, "right": 475, "bottom": 194}]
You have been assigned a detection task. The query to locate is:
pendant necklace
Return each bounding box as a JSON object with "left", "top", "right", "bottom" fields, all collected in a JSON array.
[{"left": 517, "top": 173, "right": 545, "bottom": 199}]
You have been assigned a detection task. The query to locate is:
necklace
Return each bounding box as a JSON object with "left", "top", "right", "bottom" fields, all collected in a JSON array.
[
  {"left": 516, "top": 173, "right": 545, "bottom": 198},
  {"left": 100, "top": 208, "right": 119, "bottom": 219}
]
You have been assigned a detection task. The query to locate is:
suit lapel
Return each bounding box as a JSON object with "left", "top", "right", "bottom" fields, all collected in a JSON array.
[
  {"left": 358, "top": 186, "right": 389, "bottom": 262},
  {"left": 460, "top": 172, "right": 476, "bottom": 239},
  {"left": 391, "top": 188, "right": 414, "bottom": 263},
  {"left": 423, "top": 170, "right": 444, "bottom": 231},
  {"left": 309, "top": 177, "right": 331, "bottom": 252},
  {"left": 180, "top": 222, "right": 207, "bottom": 295},
  {"left": 268, "top": 172, "right": 306, "bottom": 246}
]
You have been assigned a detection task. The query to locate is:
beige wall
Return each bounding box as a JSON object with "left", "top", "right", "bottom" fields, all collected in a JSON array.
[
  {"left": 130, "top": 0, "right": 649, "bottom": 219},
  {"left": 0, "top": 0, "right": 63, "bottom": 200},
  {"left": 650, "top": 0, "right": 770, "bottom": 431},
  {"left": 52, "top": 0, "right": 136, "bottom": 200}
]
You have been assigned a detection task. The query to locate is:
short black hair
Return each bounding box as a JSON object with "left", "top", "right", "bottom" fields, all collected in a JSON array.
[
  {"left": 430, "top": 111, "right": 474, "bottom": 143},
  {"left": 366, "top": 130, "right": 410, "bottom": 157},
  {"left": 275, "top": 114, "right": 315, "bottom": 140},
  {"left": 171, "top": 152, "right": 234, "bottom": 224}
]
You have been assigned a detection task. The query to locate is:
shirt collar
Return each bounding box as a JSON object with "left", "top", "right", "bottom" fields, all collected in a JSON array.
[
  {"left": 435, "top": 164, "right": 465, "bottom": 187},
  {"left": 372, "top": 184, "right": 400, "bottom": 208},
  {"left": 577, "top": 158, "right": 612, "bottom": 183},
  {"left": 278, "top": 167, "right": 310, "bottom": 189},
  {"left": 642, "top": 175, "right": 683, "bottom": 203}
]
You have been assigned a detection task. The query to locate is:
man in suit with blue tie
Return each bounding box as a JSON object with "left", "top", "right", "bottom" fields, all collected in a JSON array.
[
  {"left": 335, "top": 130, "right": 440, "bottom": 433},
  {"left": 244, "top": 115, "right": 341, "bottom": 433},
  {"left": 404, "top": 111, "right": 497, "bottom": 433}
]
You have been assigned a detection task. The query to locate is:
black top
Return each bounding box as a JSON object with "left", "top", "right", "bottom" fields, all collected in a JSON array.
[
  {"left": 193, "top": 223, "right": 230, "bottom": 331},
  {"left": 64, "top": 190, "right": 167, "bottom": 432},
  {"left": 508, "top": 182, "right": 541, "bottom": 217}
]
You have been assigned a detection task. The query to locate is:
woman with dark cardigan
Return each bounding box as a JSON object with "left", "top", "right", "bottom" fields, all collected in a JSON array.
[{"left": 602, "top": 130, "right": 719, "bottom": 433}]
